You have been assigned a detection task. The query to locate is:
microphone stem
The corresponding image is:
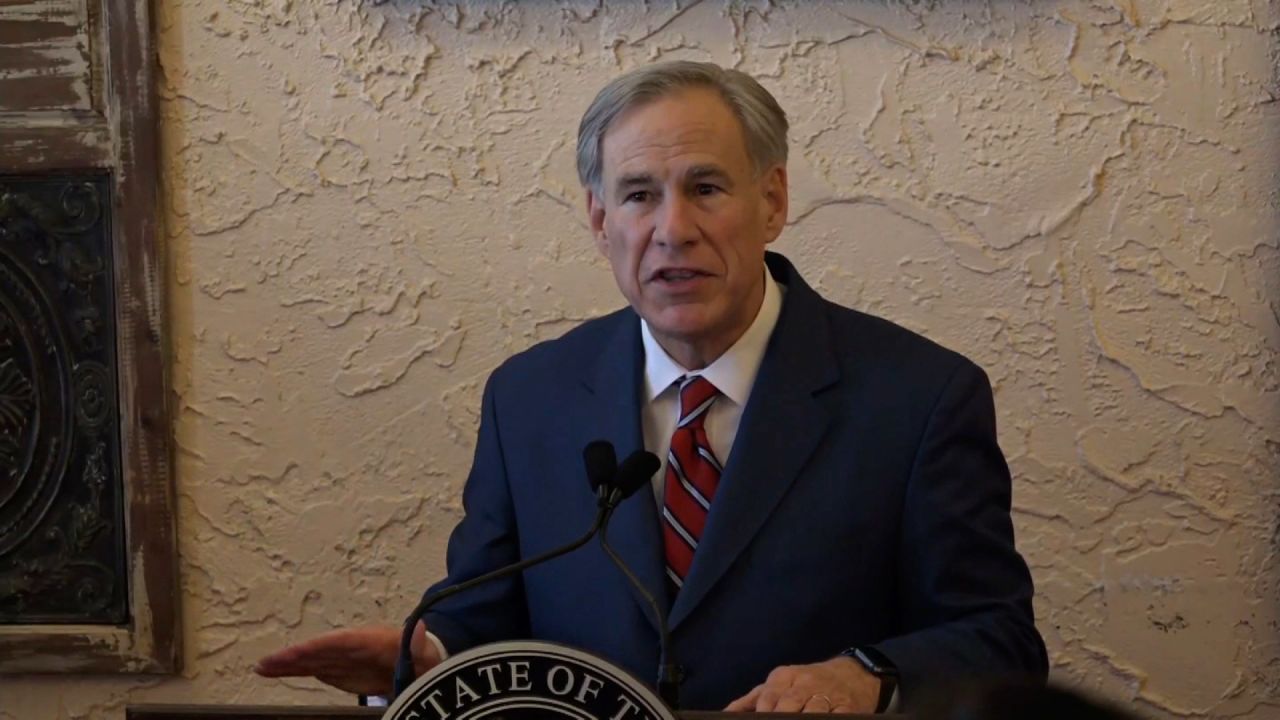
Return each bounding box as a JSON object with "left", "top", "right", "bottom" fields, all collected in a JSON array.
[
  {"left": 599, "top": 520, "right": 680, "bottom": 710},
  {"left": 393, "top": 506, "right": 608, "bottom": 698}
]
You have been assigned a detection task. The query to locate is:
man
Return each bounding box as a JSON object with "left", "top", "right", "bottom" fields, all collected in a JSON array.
[{"left": 257, "top": 61, "right": 1048, "bottom": 713}]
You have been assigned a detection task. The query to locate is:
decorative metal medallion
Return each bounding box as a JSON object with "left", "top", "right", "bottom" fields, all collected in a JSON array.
[
  {"left": 0, "top": 175, "right": 127, "bottom": 624},
  {"left": 384, "top": 641, "right": 678, "bottom": 720}
]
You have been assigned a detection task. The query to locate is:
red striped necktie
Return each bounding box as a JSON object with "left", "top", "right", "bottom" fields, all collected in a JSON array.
[{"left": 662, "top": 375, "right": 723, "bottom": 594}]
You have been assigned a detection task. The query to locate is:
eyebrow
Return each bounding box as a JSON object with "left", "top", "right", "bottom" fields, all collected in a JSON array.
[
  {"left": 611, "top": 165, "right": 733, "bottom": 196},
  {"left": 686, "top": 165, "right": 732, "bottom": 184},
  {"left": 614, "top": 173, "right": 655, "bottom": 194}
]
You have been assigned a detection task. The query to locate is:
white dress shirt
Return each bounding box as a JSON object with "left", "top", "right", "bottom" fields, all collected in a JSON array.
[{"left": 641, "top": 269, "right": 783, "bottom": 501}]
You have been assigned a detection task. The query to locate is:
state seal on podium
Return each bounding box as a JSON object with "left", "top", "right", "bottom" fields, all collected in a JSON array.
[{"left": 383, "top": 640, "right": 678, "bottom": 720}]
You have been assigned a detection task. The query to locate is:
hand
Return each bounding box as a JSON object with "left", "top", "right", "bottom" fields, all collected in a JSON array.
[
  {"left": 254, "top": 621, "right": 441, "bottom": 696},
  {"left": 724, "top": 656, "right": 881, "bottom": 714}
]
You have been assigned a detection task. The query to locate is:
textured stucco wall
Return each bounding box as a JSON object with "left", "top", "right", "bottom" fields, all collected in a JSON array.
[{"left": 3, "top": 1, "right": 1279, "bottom": 718}]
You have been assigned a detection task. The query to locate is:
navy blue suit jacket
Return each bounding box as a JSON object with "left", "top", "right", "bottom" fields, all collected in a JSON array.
[{"left": 422, "top": 253, "right": 1047, "bottom": 709}]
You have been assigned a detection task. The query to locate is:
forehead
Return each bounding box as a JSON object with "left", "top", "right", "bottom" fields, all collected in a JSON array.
[{"left": 600, "top": 88, "right": 750, "bottom": 176}]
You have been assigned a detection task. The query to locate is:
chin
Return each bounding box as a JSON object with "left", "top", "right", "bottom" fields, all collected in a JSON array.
[
  {"left": 644, "top": 300, "right": 727, "bottom": 334},
  {"left": 654, "top": 324, "right": 721, "bottom": 350}
]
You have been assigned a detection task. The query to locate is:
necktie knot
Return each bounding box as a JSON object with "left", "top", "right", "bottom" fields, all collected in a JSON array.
[{"left": 677, "top": 375, "right": 720, "bottom": 429}]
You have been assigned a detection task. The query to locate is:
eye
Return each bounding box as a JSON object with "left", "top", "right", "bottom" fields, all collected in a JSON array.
[
  {"left": 695, "top": 183, "right": 721, "bottom": 196},
  {"left": 624, "top": 191, "right": 651, "bottom": 203}
]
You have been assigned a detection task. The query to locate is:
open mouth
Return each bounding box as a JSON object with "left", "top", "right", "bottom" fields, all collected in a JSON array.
[{"left": 651, "top": 268, "right": 711, "bottom": 282}]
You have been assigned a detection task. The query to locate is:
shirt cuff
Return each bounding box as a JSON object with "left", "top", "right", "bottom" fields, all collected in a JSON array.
[
  {"left": 424, "top": 629, "right": 450, "bottom": 663},
  {"left": 358, "top": 629, "right": 450, "bottom": 707},
  {"left": 884, "top": 687, "right": 900, "bottom": 714}
]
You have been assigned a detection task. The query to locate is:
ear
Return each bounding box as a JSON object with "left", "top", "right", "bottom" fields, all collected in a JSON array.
[
  {"left": 759, "top": 164, "right": 789, "bottom": 244},
  {"left": 586, "top": 187, "right": 609, "bottom": 256}
]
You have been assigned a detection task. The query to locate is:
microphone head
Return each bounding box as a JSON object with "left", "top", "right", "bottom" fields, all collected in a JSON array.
[
  {"left": 582, "top": 440, "right": 618, "bottom": 494},
  {"left": 614, "top": 450, "right": 661, "bottom": 501}
]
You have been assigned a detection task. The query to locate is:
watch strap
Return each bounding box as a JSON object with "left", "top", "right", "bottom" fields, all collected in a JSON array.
[{"left": 841, "top": 645, "right": 898, "bottom": 713}]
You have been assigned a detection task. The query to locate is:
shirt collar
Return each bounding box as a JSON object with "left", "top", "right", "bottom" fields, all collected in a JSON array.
[{"left": 641, "top": 267, "right": 783, "bottom": 406}]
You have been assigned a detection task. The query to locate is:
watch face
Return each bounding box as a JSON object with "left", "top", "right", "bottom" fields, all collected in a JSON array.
[{"left": 854, "top": 647, "right": 899, "bottom": 677}]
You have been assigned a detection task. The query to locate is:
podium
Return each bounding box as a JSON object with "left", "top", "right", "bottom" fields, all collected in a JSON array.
[
  {"left": 144, "top": 641, "right": 892, "bottom": 719},
  {"left": 127, "top": 706, "right": 879, "bottom": 719}
]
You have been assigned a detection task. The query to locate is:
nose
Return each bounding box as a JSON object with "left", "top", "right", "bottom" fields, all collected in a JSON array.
[{"left": 653, "top": 193, "right": 699, "bottom": 248}]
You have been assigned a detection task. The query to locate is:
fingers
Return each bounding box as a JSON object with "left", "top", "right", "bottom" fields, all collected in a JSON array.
[
  {"left": 756, "top": 665, "right": 800, "bottom": 712},
  {"left": 256, "top": 635, "right": 330, "bottom": 674},
  {"left": 725, "top": 665, "right": 796, "bottom": 712},
  {"left": 763, "top": 685, "right": 823, "bottom": 713},
  {"left": 254, "top": 645, "right": 306, "bottom": 676},
  {"left": 768, "top": 686, "right": 807, "bottom": 712},
  {"left": 255, "top": 639, "right": 341, "bottom": 676},
  {"left": 258, "top": 650, "right": 395, "bottom": 695},
  {"left": 732, "top": 681, "right": 839, "bottom": 707},
  {"left": 724, "top": 684, "right": 763, "bottom": 711},
  {"left": 255, "top": 626, "right": 403, "bottom": 697},
  {"left": 255, "top": 627, "right": 390, "bottom": 676},
  {"left": 799, "top": 694, "right": 834, "bottom": 713},
  {"left": 725, "top": 666, "right": 802, "bottom": 712},
  {"left": 723, "top": 662, "right": 865, "bottom": 713},
  {"left": 256, "top": 653, "right": 355, "bottom": 678}
]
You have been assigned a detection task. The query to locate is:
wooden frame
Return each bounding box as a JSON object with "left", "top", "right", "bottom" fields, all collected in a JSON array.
[{"left": 0, "top": 0, "right": 179, "bottom": 673}]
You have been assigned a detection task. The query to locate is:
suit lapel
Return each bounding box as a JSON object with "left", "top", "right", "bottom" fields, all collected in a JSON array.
[
  {"left": 668, "top": 255, "right": 841, "bottom": 631},
  {"left": 581, "top": 311, "right": 671, "bottom": 632}
]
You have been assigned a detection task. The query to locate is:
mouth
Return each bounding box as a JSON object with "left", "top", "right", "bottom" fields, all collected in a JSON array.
[{"left": 649, "top": 267, "right": 713, "bottom": 283}]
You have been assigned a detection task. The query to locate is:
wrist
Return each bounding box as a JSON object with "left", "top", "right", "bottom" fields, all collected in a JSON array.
[
  {"left": 410, "top": 621, "right": 432, "bottom": 675},
  {"left": 412, "top": 621, "right": 449, "bottom": 675},
  {"left": 840, "top": 645, "right": 898, "bottom": 713}
]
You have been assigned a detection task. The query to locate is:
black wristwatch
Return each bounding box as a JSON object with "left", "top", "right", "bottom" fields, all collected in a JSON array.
[{"left": 841, "top": 645, "right": 899, "bottom": 713}]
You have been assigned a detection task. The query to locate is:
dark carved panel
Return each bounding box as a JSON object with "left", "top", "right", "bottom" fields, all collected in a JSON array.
[{"left": 0, "top": 174, "right": 127, "bottom": 625}]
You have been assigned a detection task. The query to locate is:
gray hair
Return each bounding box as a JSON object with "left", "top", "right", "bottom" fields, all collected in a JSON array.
[{"left": 576, "top": 61, "right": 789, "bottom": 195}]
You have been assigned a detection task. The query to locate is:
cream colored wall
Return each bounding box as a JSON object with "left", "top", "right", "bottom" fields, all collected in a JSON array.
[{"left": 2, "top": 1, "right": 1278, "bottom": 718}]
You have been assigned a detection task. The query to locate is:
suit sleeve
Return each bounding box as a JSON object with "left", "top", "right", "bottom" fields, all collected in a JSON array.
[
  {"left": 873, "top": 360, "right": 1048, "bottom": 698},
  {"left": 420, "top": 370, "right": 530, "bottom": 653}
]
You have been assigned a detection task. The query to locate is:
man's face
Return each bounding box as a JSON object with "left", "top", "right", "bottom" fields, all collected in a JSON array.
[{"left": 588, "top": 88, "right": 788, "bottom": 365}]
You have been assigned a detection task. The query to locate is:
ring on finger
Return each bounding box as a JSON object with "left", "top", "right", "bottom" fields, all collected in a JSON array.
[{"left": 807, "top": 693, "right": 833, "bottom": 712}]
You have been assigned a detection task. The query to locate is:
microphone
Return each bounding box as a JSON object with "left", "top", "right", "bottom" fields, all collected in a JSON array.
[
  {"left": 602, "top": 450, "right": 657, "bottom": 507},
  {"left": 391, "top": 441, "right": 638, "bottom": 699},
  {"left": 583, "top": 440, "right": 618, "bottom": 498},
  {"left": 595, "top": 451, "right": 682, "bottom": 709}
]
